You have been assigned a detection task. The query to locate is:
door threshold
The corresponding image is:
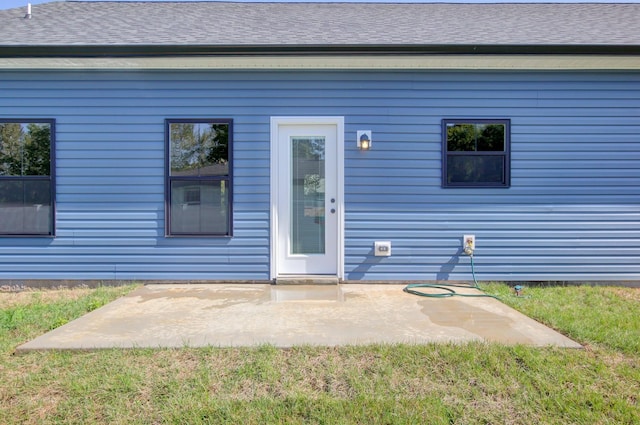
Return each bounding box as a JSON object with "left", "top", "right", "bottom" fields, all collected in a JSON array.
[{"left": 275, "top": 275, "right": 340, "bottom": 285}]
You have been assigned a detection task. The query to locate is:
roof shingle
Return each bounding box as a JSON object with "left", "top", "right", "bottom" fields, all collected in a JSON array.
[{"left": 0, "top": 1, "right": 638, "bottom": 48}]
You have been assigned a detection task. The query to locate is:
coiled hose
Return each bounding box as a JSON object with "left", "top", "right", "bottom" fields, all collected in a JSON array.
[{"left": 403, "top": 256, "right": 499, "bottom": 299}]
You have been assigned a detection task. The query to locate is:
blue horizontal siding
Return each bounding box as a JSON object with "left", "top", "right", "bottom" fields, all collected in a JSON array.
[{"left": 1, "top": 70, "right": 639, "bottom": 281}]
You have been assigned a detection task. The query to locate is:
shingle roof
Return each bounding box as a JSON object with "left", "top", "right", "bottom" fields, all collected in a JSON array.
[{"left": 0, "top": 1, "right": 639, "bottom": 54}]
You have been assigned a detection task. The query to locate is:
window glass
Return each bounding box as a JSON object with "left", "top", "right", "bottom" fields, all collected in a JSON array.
[
  {"left": 0, "top": 122, "right": 51, "bottom": 176},
  {"left": 166, "top": 119, "right": 232, "bottom": 236},
  {"left": 443, "top": 120, "right": 510, "bottom": 188},
  {"left": 446, "top": 156, "right": 504, "bottom": 184},
  {"left": 476, "top": 124, "right": 505, "bottom": 151},
  {"left": 0, "top": 121, "right": 54, "bottom": 236},
  {"left": 446, "top": 123, "right": 476, "bottom": 152},
  {"left": 170, "top": 122, "right": 229, "bottom": 176},
  {"left": 446, "top": 123, "right": 505, "bottom": 152},
  {"left": 170, "top": 180, "right": 229, "bottom": 235}
]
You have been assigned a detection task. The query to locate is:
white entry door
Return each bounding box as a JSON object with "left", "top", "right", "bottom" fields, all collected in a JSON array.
[{"left": 271, "top": 117, "right": 344, "bottom": 277}]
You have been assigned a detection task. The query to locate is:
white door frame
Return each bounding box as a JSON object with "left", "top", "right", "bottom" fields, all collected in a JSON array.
[{"left": 270, "top": 116, "right": 344, "bottom": 280}]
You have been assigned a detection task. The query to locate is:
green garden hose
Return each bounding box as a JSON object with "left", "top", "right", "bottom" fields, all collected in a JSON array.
[{"left": 403, "top": 255, "right": 500, "bottom": 299}]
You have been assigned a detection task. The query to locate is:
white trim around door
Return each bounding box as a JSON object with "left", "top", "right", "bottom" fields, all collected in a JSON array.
[{"left": 270, "top": 117, "right": 344, "bottom": 280}]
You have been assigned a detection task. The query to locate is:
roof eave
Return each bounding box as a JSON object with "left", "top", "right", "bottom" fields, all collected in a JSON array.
[{"left": 1, "top": 44, "right": 639, "bottom": 58}]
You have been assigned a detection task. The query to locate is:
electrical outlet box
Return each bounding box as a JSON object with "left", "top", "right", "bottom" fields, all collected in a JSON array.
[
  {"left": 463, "top": 234, "right": 475, "bottom": 251},
  {"left": 374, "top": 241, "right": 392, "bottom": 256}
]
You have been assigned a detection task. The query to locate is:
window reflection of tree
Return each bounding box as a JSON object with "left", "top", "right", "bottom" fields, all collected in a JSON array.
[{"left": 170, "top": 123, "right": 229, "bottom": 176}]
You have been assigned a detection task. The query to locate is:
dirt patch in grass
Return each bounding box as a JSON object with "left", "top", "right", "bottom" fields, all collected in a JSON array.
[
  {"left": 0, "top": 289, "right": 95, "bottom": 310},
  {"left": 611, "top": 287, "right": 640, "bottom": 303}
]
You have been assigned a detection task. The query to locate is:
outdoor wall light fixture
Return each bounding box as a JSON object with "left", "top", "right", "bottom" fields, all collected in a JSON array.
[{"left": 357, "top": 130, "right": 372, "bottom": 150}]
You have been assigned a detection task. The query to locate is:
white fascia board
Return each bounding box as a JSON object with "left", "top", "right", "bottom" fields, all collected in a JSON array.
[{"left": 1, "top": 55, "right": 640, "bottom": 70}]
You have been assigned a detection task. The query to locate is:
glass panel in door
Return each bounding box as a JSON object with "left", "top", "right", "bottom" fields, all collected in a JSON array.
[{"left": 290, "top": 137, "right": 325, "bottom": 255}]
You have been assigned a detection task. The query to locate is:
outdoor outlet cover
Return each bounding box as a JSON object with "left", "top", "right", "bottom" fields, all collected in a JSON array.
[
  {"left": 463, "top": 235, "right": 476, "bottom": 250},
  {"left": 374, "top": 241, "right": 392, "bottom": 256}
]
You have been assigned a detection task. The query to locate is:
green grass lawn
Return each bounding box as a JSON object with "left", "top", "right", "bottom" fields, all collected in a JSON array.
[{"left": 1, "top": 283, "right": 638, "bottom": 424}]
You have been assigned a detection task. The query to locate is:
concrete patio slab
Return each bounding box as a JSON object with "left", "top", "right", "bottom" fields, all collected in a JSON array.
[{"left": 16, "top": 284, "right": 582, "bottom": 351}]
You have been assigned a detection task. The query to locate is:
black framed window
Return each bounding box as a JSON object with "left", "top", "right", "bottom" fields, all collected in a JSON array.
[
  {"left": 0, "top": 119, "right": 55, "bottom": 236},
  {"left": 166, "top": 119, "right": 232, "bottom": 236},
  {"left": 442, "top": 119, "right": 510, "bottom": 187}
]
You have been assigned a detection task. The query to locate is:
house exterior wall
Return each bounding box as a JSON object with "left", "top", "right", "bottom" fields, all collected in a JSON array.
[{"left": 0, "top": 70, "right": 639, "bottom": 282}]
